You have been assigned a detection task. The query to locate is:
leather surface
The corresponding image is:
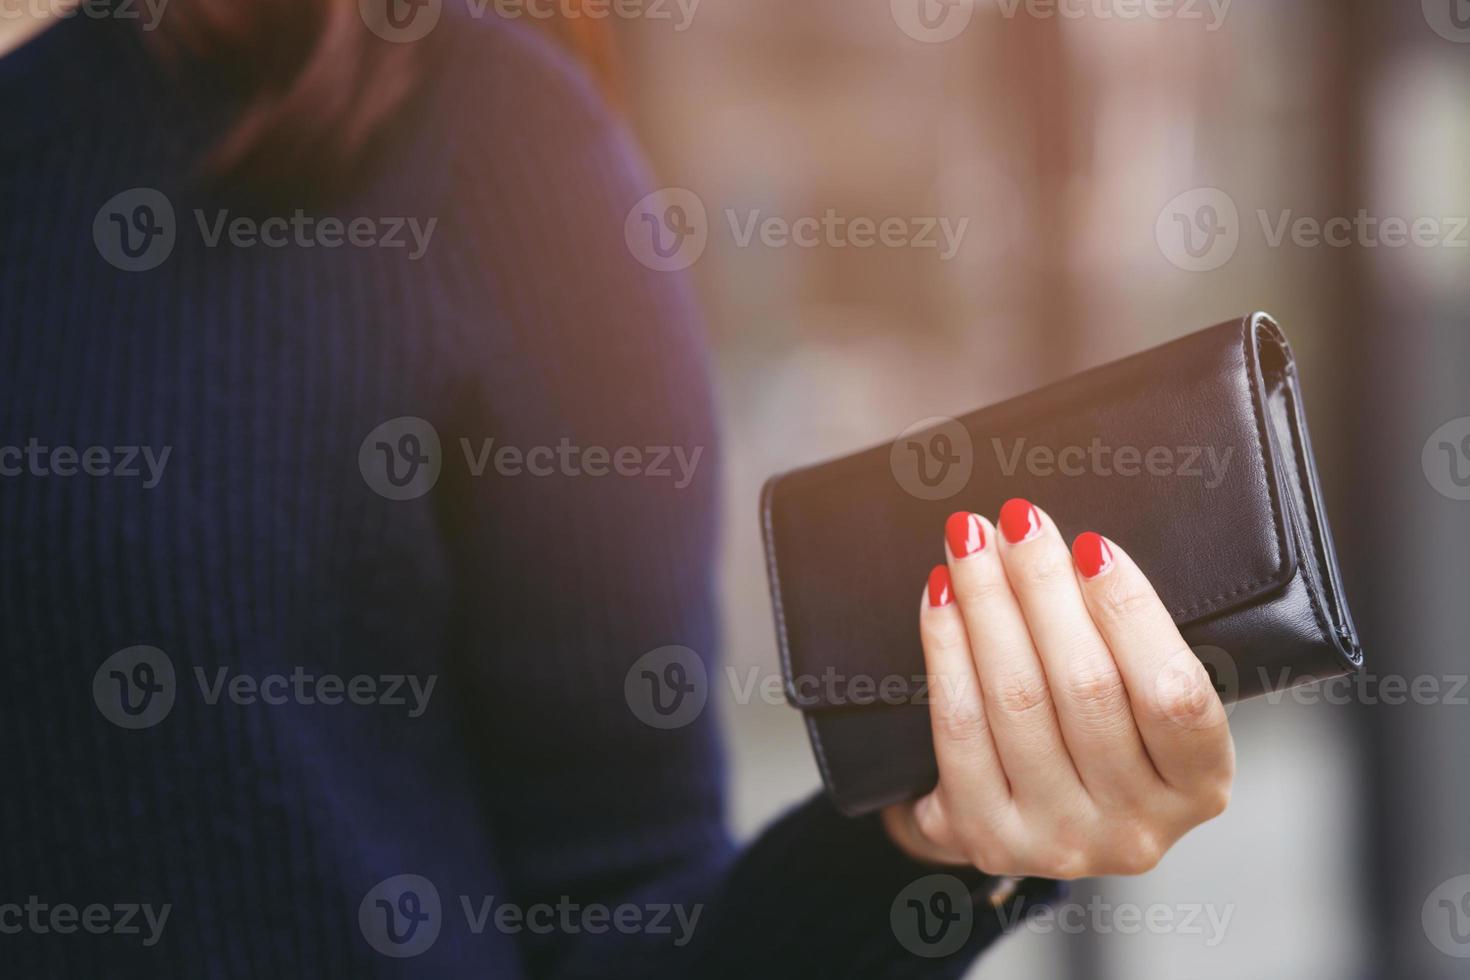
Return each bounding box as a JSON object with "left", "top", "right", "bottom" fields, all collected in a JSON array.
[{"left": 761, "top": 313, "right": 1363, "bottom": 816}]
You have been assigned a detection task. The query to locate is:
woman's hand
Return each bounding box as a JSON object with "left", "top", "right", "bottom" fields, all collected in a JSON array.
[{"left": 882, "top": 498, "right": 1235, "bottom": 880}]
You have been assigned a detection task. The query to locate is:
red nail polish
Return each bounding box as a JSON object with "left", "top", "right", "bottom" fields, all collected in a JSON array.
[
  {"left": 998, "top": 498, "right": 1041, "bottom": 544},
  {"left": 1072, "top": 532, "right": 1114, "bottom": 579},
  {"left": 928, "top": 565, "right": 953, "bottom": 607},
  {"left": 945, "top": 511, "right": 986, "bottom": 559}
]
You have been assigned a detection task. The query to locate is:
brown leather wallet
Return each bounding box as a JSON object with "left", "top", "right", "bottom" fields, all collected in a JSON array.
[{"left": 760, "top": 313, "right": 1363, "bottom": 816}]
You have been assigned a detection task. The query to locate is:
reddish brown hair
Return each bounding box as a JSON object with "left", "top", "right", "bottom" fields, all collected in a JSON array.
[{"left": 152, "top": 0, "right": 619, "bottom": 198}]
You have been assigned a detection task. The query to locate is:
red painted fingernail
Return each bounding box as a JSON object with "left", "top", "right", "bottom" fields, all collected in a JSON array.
[
  {"left": 998, "top": 498, "right": 1042, "bottom": 544},
  {"left": 928, "top": 565, "right": 953, "bottom": 607},
  {"left": 945, "top": 511, "right": 986, "bottom": 559},
  {"left": 1072, "top": 532, "right": 1114, "bottom": 579}
]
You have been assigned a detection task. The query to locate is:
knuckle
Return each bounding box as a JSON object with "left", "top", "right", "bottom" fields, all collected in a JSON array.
[
  {"left": 954, "top": 826, "right": 1004, "bottom": 874},
  {"left": 1154, "top": 663, "right": 1219, "bottom": 727},
  {"left": 1042, "top": 847, "right": 1092, "bottom": 881},
  {"left": 914, "top": 795, "right": 951, "bottom": 843},
  {"left": 1197, "top": 780, "right": 1233, "bottom": 820},
  {"left": 993, "top": 671, "right": 1052, "bottom": 717},
  {"left": 1093, "top": 577, "right": 1157, "bottom": 624},
  {"left": 1111, "top": 830, "right": 1165, "bottom": 876},
  {"left": 919, "top": 615, "right": 968, "bottom": 659},
  {"left": 952, "top": 570, "right": 1010, "bottom": 605},
  {"left": 933, "top": 695, "right": 990, "bottom": 745},
  {"left": 1061, "top": 657, "right": 1129, "bottom": 713},
  {"left": 1013, "top": 550, "right": 1073, "bottom": 591}
]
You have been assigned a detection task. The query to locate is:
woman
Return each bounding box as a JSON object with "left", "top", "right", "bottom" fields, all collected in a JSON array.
[{"left": 0, "top": 1, "right": 1233, "bottom": 976}]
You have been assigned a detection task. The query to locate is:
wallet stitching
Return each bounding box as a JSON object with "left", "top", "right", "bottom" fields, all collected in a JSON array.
[
  {"left": 1167, "top": 315, "right": 1292, "bottom": 621},
  {"left": 762, "top": 487, "right": 841, "bottom": 793}
]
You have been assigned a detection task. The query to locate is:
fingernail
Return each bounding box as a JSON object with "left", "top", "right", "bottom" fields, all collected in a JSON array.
[
  {"left": 945, "top": 511, "right": 986, "bottom": 559},
  {"left": 998, "top": 498, "right": 1042, "bottom": 544},
  {"left": 928, "top": 565, "right": 953, "bottom": 607},
  {"left": 1072, "top": 531, "right": 1114, "bottom": 579}
]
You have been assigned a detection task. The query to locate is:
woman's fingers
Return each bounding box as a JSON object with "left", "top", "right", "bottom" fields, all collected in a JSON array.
[
  {"left": 941, "top": 511, "right": 1083, "bottom": 809},
  {"left": 992, "top": 500, "right": 1157, "bottom": 805},
  {"left": 917, "top": 567, "right": 1011, "bottom": 831},
  {"left": 1070, "top": 532, "right": 1235, "bottom": 801},
  {"left": 894, "top": 507, "right": 1236, "bottom": 880}
]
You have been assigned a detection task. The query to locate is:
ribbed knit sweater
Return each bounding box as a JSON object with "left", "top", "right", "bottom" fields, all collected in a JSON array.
[{"left": 0, "top": 9, "right": 1051, "bottom": 977}]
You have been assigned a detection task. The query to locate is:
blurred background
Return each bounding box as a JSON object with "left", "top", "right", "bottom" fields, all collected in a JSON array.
[{"left": 608, "top": 1, "right": 1470, "bottom": 977}]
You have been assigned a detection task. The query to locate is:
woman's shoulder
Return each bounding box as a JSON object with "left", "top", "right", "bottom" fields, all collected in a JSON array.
[{"left": 424, "top": 9, "right": 623, "bottom": 145}]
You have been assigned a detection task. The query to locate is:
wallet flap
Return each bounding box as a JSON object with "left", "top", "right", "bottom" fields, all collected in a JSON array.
[{"left": 762, "top": 314, "right": 1299, "bottom": 711}]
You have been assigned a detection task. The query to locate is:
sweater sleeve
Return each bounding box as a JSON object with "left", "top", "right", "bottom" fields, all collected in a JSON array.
[{"left": 425, "top": 20, "right": 1056, "bottom": 979}]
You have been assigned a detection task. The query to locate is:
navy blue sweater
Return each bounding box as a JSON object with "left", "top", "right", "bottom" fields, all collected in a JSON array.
[{"left": 0, "top": 11, "right": 1048, "bottom": 977}]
